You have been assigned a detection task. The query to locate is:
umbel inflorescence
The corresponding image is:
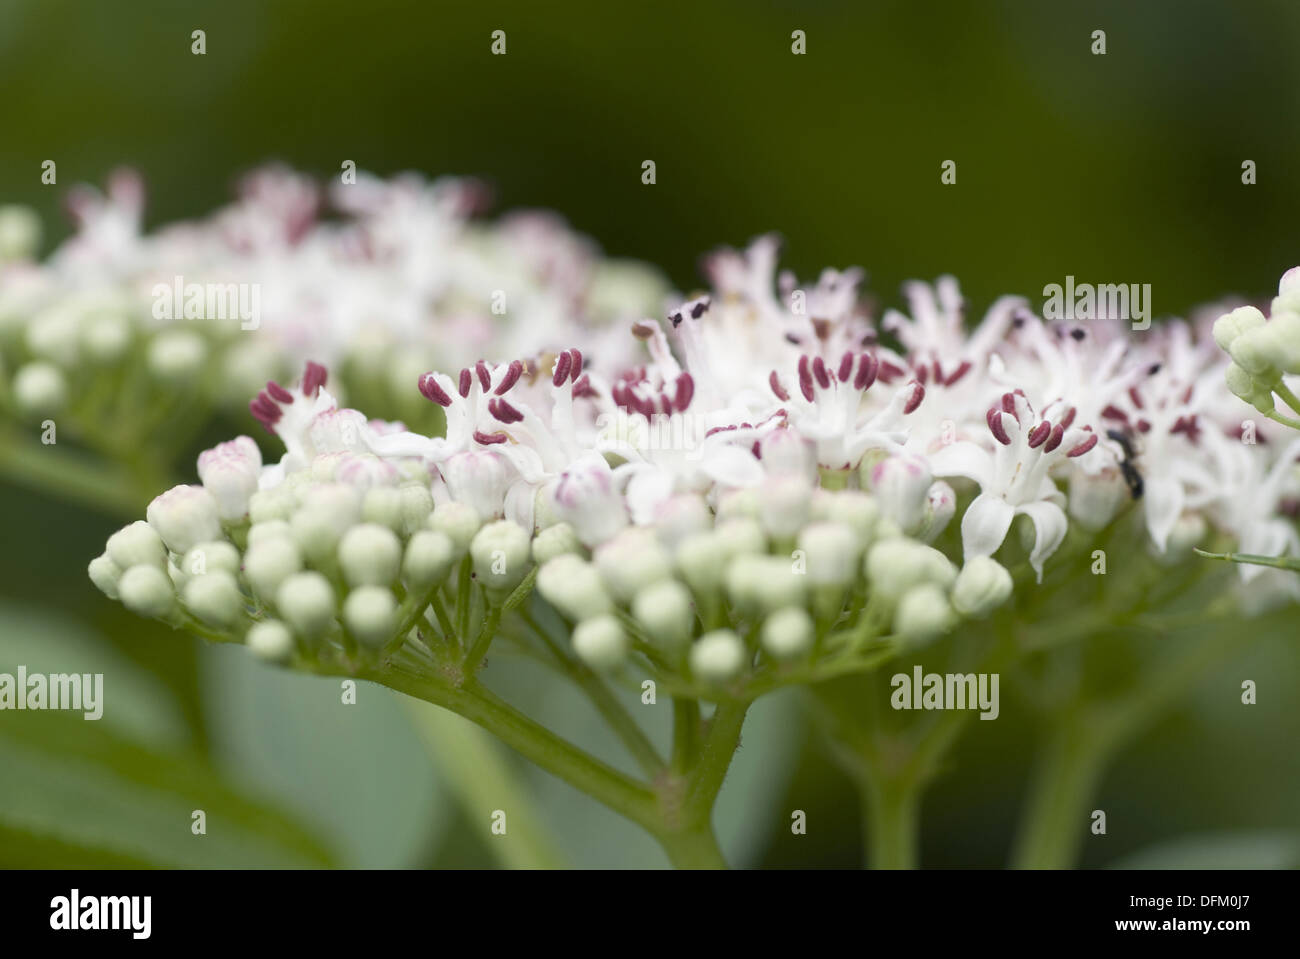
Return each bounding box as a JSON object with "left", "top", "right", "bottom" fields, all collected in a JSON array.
[{"left": 88, "top": 234, "right": 1300, "bottom": 865}]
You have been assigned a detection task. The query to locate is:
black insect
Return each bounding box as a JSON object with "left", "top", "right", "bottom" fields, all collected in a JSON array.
[{"left": 1106, "top": 428, "right": 1144, "bottom": 499}]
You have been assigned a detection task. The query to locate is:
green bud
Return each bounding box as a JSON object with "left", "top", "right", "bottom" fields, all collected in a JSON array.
[
  {"left": 343, "top": 586, "right": 397, "bottom": 647},
  {"left": 536, "top": 555, "right": 612, "bottom": 622},
  {"left": 631, "top": 579, "right": 695, "bottom": 650},
  {"left": 403, "top": 530, "right": 456, "bottom": 590},
  {"left": 690, "top": 629, "right": 747, "bottom": 682},
  {"left": 951, "top": 556, "right": 1013, "bottom": 618},
  {"left": 761, "top": 607, "right": 814, "bottom": 660},
  {"left": 429, "top": 501, "right": 481, "bottom": 557},
  {"left": 88, "top": 553, "right": 123, "bottom": 600},
  {"left": 572, "top": 615, "right": 629, "bottom": 669},
  {"left": 12, "top": 362, "right": 67, "bottom": 416},
  {"left": 532, "top": 522, "right": 581, "bottom": 565},
  {"left": 338, "top": 523, "right": 402, "bottom": 587},
  {"left": 107, "top": 521, "right": 167, "bottom": 571},
  {"left": 470, "top": 520, "right": 532, "bottom": 594},
  {"left": 183, "top": 570, "right": 245, "bottom": 628},
  {"left": 119, "top": 565, "right": 176, "bottom": 619},
  {"left": 244, "top": 537, "right": 303, "bottom": 600},
  {"left": 276, "top": 571, "right": 336, "bottom": 639},
  {"left": 247, "top": 620, "right": 295, "bottom": 664},
  {"left": 894, "top": 583, "right": 956, "bottom": 644}
]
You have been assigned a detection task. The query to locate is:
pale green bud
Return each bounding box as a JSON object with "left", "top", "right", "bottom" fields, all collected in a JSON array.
[
  {"left": 276, "top": 571, "right": 336, "bottom": 639},
  {"left": 12, "top": 362, "right": 67, "bottom": 416},
  {"left": 572, "top": 615, "right": 629, "bottom": 669},
  {"left": 820, "top": 489, "right": 880, "bottom": 548},
  {"left": 119, "top": 564, "right": 176, "bottom": 619},
  {"left": 80, "top": 312, "right": 131, "bottom": 364},
  {"left": 951, "top": 556, "right": 1013, "bottom": 618},
  {"left": 403, "top": 530, "right": 455, "bottom": 590},
  {"left": 675, "top": 531, "right": 728, "bottom": 596},
  {"left": 1228, "top": 326, "right": 1281, "bottom": 381},
  {"left": 758, "top": 476, "right": 811, "bottom": 539},
  {"left": 147, "top": 485, "right": 223, "bottom": 554},
  {"left": 631, "top": 579, "right": 695, "bottom": 649},
  {"left": 532, "top": 522, "right": 581, "bottom": 565},
  {"left": 148, "top": 330, "right": 207, "bottom": 383},
  {"left": 248, "top": 487, "right": 297, "bottom": 524},
  {"left": 714, "top": 518, "right": 766, "bottom": 557},
  {"left": 715, "top": 487, "right": 760, "bottom": 522},
  {"left": 361, "top": 486, "right": 403, "bottom": 531},
  {"left": 797, "top": 522, "right": 860, "bottom": 586},
  {"left": 470, "top": 520, "right": 532, "bottom": 594},
  {"left": 536, "top": 555, "right": 612, "bottom": 621},
  {"left": 428, "top": 501, "right": 481, "bottom": 557},
  {"left": 244, "top": 537, "right": 303, "bottom": 600},
  {"left": 343, "top": 586, "right": 397, "bottom": 647},
  {"left": 894, "top": 583, "right": 956, "bottom": 644},
  {"left": 690, "top": 629, "right": 747, "bottom": 682},
  {"left": 183, "top": 570, "right": 245, "bottom": 628},
  {"left": 1212, "top": 305, "right": 1266, "bottom": 352},
  {"left": 398, "top": 484, "right": 435, "bottom": 536},
  {"left": 594, "top": 527, "right": 673, "bottom": 602},
  {"left": 761, "top": 607, "right": 814, "bottom": 660},
  {"left": 247, "top": 620, "right": 295, "bottom": 664},
  {"left": 181, "top": 540, "right": 241, "bottom": 578},
  {"left": 88, "top": 553, "right": 123, "bottom": 599},
  {"left": 247, "top": 520, "right": 294, "bottom": 546},
  {"left": 0, "top": 205, "right": 41, "bottom": 260},
  {"left": 1225, "top": 362, "right": 1276, "bottom": 413},
  {"left": 865, "top": 539, "right": 957, "bottom": 602},
  {"left": 726, "top": 554, "right": 806, "bottom": 615},
  {"left": 338, "top": 523, "right": 402, "bottom": 587},
  {"left": 290, "top": 484, "right": 362, "bottom": 565},
  {"left": 107, "top": 521, "right": 167, "bottom": 571},
  {"left": 26, "top": 308, "right": 79, "bottom": 367}
]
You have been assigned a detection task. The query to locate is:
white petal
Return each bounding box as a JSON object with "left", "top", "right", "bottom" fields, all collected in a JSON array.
[
  {"left": 960, "top": 493, "right": 1016, "bottom": 561},
  {"left": 624, "top": 467, "right": 675, "bottom": 526},
  {"left": 1143, "top": 475, "right": 1184, "bottom": 553},
  {"left": 698, "top": 444, "right": 765, "bottom": 489},
  {"left": 929, "top": 440, "right": 994, "bottom": 489},
  {"left": 1017, "top": 499, "right": 1068, "bottom": 583}
]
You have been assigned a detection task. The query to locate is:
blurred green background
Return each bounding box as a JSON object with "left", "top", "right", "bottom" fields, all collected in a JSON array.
[{"left": 1, "top": 0, "right": 1298, "bottom": 867}]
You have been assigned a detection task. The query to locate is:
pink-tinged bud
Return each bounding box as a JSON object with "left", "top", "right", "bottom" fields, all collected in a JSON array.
[
  {"left": 1068, "top": 467, "right": 1128, "bottom": 531},
  {"left": 915, "top": 480, "right": 956, "bottom": 543},
  {"left": 307, "top": 408, "right": 369, "bottom": 454},
  {"left": 760, "top": 428, "right": 817, "bottom": 480},
  {"left": 440, "top": 450, "right": 511, "bottom": 520},
  {"left": 550, "top": 460, "right": 629, "bottom": 547},
  {"left": 866, "top": 452, "right": 933, "bottom": 535},
  {"left": 197, "top": 436, "right": 262, "bottom": 521},
  {"left": 335, "top": 453, "right": 401, "bottom": 490},
  {"left": 146, "top": 485, "right": 223, "bottom": 554}
]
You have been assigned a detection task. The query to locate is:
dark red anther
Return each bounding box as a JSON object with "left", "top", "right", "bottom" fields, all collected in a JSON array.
[
  {"left": 1067, "top": 433, "right": 1099, "bottom": 457},
  {"left": 797, "top": 355, "right": 815, "bottom": 402},
  {"left": 987, "top": 408, "right": 1012, "bottom": 446},
  {"left": 572, "top": 375, "right": 595, "bottom": 398},
  {"left": 812, "top": 356, "right": 831, "bottom": 390},
  {"left": 473, "top": 430, "right": 508, "bottom": 445},
  {"left": 943, "top": 360, "right": 972, "bottom": 387},
  {"left": 752, "top": 441, "right": 762, "bottom": 458},
  {"left": 1044, "top": 424, "right": 1065, "bottom": 453},
  {"left": 838, "top": 352, "right": 854, "bottom": 383},
  {"left": 302, "top": 361, "right": 327, "bottom": 396},
  {"left": 568, "top": 349, "right": 583, "bottom": 381},
  {"left": 903, "top": 381, "right": 925, "bottom": 415},
  {"left": 553, "top": 351, "right": 572, "bottom": 387},
  {"left": 494, "top": 360, "right": 523, "bottom": 395},
  {"left": 878, "top": 360, "right": 905, "bottom": 383},
  {"left": 1127, "top": 386, "right": 1144, "bottom": 410},
  {"left": 266, "top": 381, "right": 294, "bottom": 403},
  {"left": 1027, "top": 420, "right": 1052, "bottom": 449},
  {"left": 1001, "top": 392, "right": 1017, "bottom": 415},
  {"left": 932, "top": 359, "right": 943, "bottom": 384},
  {"left": 1100, "top": 404, "right": 1128, "bottom": 422},
  {"left": 915, "top": 364, "right": 929, "bottom": 387},
  {"left": 418, "top": 373, "right": 453, "bottom": 407},
  {"left": 475, "top": 360, "right": 491, "bottom": 391},
  {"left": 674, "top": 373, "right": 695, "bottom": 411},
  {"left": 1136, "top": 419, "right": 1151, "bottom": 433},
  {"left": 854, "top": 354, "right": 878, "bottom": 392},
  {"left": 489, "top": 397, "right": 524, "bottom": 424},
  {"left": 458, "top": 368, "right": 472, "bottom": 398},
  {"left": 1059, "top": 405, "right": 1077, "bottom": 429},
  {"left": 769, "top": 370, "right": 791, "bottom": 401}
]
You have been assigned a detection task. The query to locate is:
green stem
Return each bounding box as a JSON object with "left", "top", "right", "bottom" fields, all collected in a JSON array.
[
  {"left": 684, "top": 700, "right": 749, "bottom": 823},
  {"left": 860, "top": 772, "right": 920, "bottom": 869},
  {"left": 656, "top": 823, "right": 729, "bottom": 869}
]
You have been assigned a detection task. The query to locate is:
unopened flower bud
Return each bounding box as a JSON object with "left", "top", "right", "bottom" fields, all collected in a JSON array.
[
  {"left": 344, "top": 586, "right": 397, "bottom": 647},
  {"left": 290, "top": 484, "right": 362, "bottom": 564},
  {"left": 820, "top": 489, "right": 881, "bottom": 548},
  {"left": 550, "top": 457, "right": 628, "bottom": 547},
  {"left": 441, "top": 450, "right": 510, "bottom": 521},
  {"left": 88, "top": 553, "right": 123, "bottom": 599},
  {"left": 81, "top": 312, "right": 131, "bottom": 364},
  {"left": 181, "top": 540, "right": 241, "bottom": 578},
  {"left": 865, "top": 452, "right": 932, "bottom": 535},
  {"left": 362, "top": 486, "right": 403, "bottom": 531},
  {"left": 726, "top": 554, "right": 807, "bottom": 615},
  {"left": 758, "top": 475, "right": 811, "bottom": 539},
  {"left": 403, "top": 530, "right": 455, "bottom": 589},
  {"left": 118, "top": 564, "right": 176, "bottom": 619},
  {"left": 148, "top": 330, "right": 207, "bottom": 383},
  {"left": 107, "top": 520, "right": 167, "bottom": 571},
  {"left": 147, "top": 484, "right": 223, "bottom": 554},
  {"left": 247, "top": 620, "right": 295, "bottom": 664},
  {"left": 1225, "top": 362, "right": 1276, "bottom": 413},
  {"left": 951, "top": 556, "right": 1013, "bottom": 618},
  {"left": 532, "top": 522, "right": 581, "bottom": 565},
  {"left": 675, "top": 531, "right": 728, "bottom": 596},
  {"left": 429, "top": 501, "right": 481, "bottom": 557},
  {"left": 1068, "top": 467, "right": 1129, "bottom": 530},
  {"left": 915, "top": 481, "right": 956, "bottom": 543},
  {"left": 248, "top": 486, "right": 296, "bottom": 524},
  {"left": 715, "top": 487, "right": 760, "bottom": 522},
  {"left": 13, "top": 362, "right": 67, "bottom": 416},
  {"left": 0, "top": 205, "right": 41, "bottom": 260},
  {"left": 594, "top": 527, "right": 673, "bottom": 602},
  {"left": 761, "top": 607, "right": 814, "bottom": 661},
  {"left": 690, "top": 629, "right": 747, "bottom": 682},
  {"left": 652, "top": 494, "right": 712, "bottom": 549},
  {"left": 276, "top": 571, "right": 336, "bottom": 639},
  {"left": 1213, "top": 305, "right": 1267, "bottom": 352},
  {"left": 760, "top": 429, "right": 817, "bottom": 480},
  {"left": 244, "top": 537, "right": 303, "bottom": 600},
  {"left": 183, "top": 570, "right": 245, "bottom": 628},
  {"left": 572, "top": 615, "right": 629, "bottom": 669},
  {"left": 470, "top": 520, "right": 532, "bottom": 594},
  {"left": 247, "top": 520, "right": 293, "bottom": 546},
  {"left": 865, "top": 538, "right": 957, "bottom": 602},
  {"left": 536, "top": 555, "right": 613, "bottom": 621},
  {"left": 631, "top": 579, "right": 695, "bottom": 650},
  {"left": 197, "top": 437, "right": 263, "bottom": 521},
  {"left": 338, "top": 523, "right": 402, "bottom": 587},
  {"left": 397, "top": 484, "right": 435, "bottom": 535},
  {"left": 894, "top": 583, "right": 955, "bottom": 644},
  {"left": 797, "top": 522, "right": 860, "bottom": 586}
]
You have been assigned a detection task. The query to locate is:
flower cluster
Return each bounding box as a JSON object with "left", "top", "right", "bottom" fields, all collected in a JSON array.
[
  {"left": 89, "top": 248, "right": 1300, "bottom": 682},
  {"left": 0, "top": 167, "right": 665, "bottom": 463}
]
